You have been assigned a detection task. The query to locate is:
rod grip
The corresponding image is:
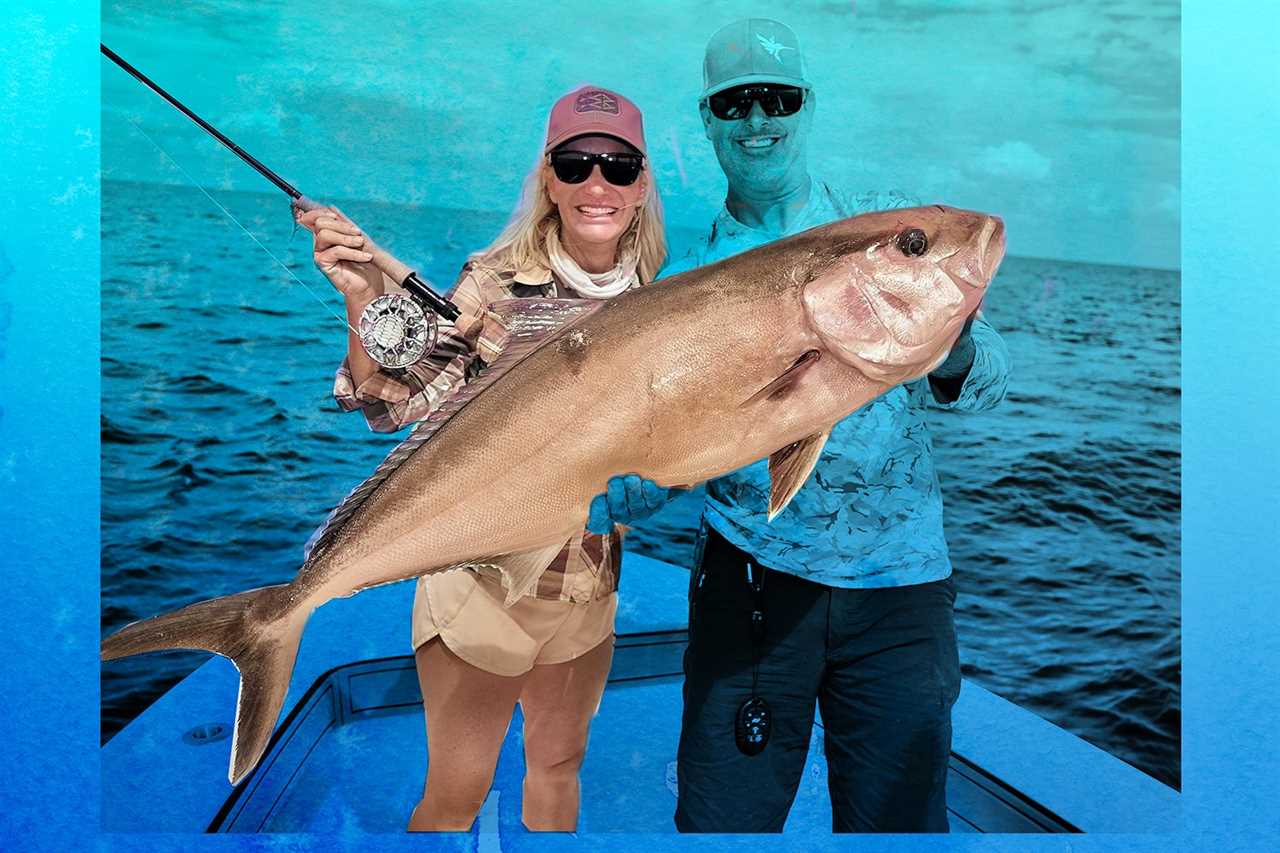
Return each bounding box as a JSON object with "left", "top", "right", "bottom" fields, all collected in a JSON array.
[{"left": 360, "top": 234, "right": 415, "bottom": 287}]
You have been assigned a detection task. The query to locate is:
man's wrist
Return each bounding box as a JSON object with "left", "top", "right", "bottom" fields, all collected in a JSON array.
[{"left": 930, "top": 336, "right": 976, "bottom": 379}]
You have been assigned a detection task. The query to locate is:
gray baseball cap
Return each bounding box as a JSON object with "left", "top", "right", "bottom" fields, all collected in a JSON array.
[{"left": 701, "top": 19, "right": 812, "bottom": 100}]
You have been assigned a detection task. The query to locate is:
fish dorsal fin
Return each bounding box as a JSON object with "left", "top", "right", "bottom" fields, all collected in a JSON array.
[
  {"left": 304, "top": 298, "right": 605, "bottom": 563},
  {"left": 486, "top": 297, "right": 603, "bottom": 340},
  {"left": 767, "top": 428, "right": 832, "bottom": 521},
  {"left": 741, "top": 350, "right": 822, "bottom": 408}
]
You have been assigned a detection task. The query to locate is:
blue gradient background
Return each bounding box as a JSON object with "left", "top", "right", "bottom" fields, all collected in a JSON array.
[{"left": 1, "top": 2, "right": 1277, "bottom": 852}]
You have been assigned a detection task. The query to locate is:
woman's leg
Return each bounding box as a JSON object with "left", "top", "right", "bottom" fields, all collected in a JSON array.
[
  {"left": 408, "top": 637, "right": 528, "bottom": 831},
  {"left": 517, "top": 634, "right": 615, "bottom": 831}
]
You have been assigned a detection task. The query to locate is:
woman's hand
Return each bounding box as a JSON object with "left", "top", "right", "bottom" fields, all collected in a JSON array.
[{"left": 296, "top": 206, "right": 383, "bottom": 303}]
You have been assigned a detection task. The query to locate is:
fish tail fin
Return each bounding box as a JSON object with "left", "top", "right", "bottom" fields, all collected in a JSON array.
[{"left": 101, "top": 583, "right": 309, "bottom": 784}]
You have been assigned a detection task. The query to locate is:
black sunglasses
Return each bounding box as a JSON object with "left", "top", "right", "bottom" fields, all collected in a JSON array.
[
  {"left": 548, "top": 150, "right": 645, "bottom": 186},
  {"left": 707, "top": 85, "right": 806, "bottom": 121}
]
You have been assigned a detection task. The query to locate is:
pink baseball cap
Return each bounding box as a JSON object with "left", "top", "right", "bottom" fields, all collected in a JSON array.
[{"left": 544, "top": 85, "right": 647, "bottom": 156}]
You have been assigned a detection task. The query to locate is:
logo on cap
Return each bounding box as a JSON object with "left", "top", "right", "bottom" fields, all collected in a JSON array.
[
  {"left": 575, "top": 90, "right": 619, "bottom": 115},
  {"left": 755, "top": 33, "right": 795, "bottom": 63}
]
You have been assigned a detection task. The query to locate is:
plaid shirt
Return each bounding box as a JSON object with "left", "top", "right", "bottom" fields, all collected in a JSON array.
[{"left": 334, "top": 259, "right": 625, "bottom": 603}]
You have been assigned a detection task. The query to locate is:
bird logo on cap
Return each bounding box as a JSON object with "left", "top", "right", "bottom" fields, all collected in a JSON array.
[
  {"left": 755, "top": 33, "right": 795, "bottom": 63},
  {"left": 575, "top": 90, "right": 619, "bottom": 114}
]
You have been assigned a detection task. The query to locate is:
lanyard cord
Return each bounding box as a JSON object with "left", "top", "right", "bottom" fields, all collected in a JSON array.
[{"left": 748, "top": 561, "right": 766, "bottom": 695}]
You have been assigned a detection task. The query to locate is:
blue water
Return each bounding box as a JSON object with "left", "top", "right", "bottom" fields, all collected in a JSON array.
[{"left": 100, "top": 179, "right": 1180, "bottom": 789}]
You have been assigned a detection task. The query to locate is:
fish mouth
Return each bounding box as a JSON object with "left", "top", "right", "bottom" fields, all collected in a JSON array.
[
  {"left": 982, "top": 216, "right": 1006, "bottom": 278},
  {"left": 940, "top": 215, "right": 1006, "bottom": 292}
]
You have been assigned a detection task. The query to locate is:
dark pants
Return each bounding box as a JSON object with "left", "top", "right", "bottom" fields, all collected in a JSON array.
[{"left": 675, "top": 529, "right": 961, "bottom": 833}]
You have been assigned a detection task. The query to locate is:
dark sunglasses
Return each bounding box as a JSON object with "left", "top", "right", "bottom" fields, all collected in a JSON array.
[
  {"left": 548, "top": 150, "right": 645, "bottom": 186},
  {"left": 707, "top": 84, "right": 805, "bottom": 121}
]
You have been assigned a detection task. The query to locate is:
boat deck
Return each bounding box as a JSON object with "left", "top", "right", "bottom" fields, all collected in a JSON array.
[
  {"left": 211, "top": 632, "right": 1076, "bottom": 836},
  {"left": 101, "top": 554, "right": 1179, "bottom": 837}
]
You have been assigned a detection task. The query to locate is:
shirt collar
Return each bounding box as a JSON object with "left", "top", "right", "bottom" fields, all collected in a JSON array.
[{"left": 512, "top": 261, "right": 555, "bottom": 286}]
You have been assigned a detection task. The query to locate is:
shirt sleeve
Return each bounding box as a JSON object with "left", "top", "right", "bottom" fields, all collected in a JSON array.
[
  {"left": 870, "top": 188, "right": 921, "bottom": 211},
  {"left": 830, "top": 185, "right": 921, "bottom": 215},
  {"left": 927, "top": 313, "right": 1011, "bottom": 413},
  {"left": 657, "top": 240, "right": 707, "bottom": 280},
  {"left": 331, "top": 265, "right": 491, "bottom": 433}
]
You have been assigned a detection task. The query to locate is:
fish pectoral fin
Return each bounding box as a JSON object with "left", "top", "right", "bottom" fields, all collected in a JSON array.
[
  {"left": 471, "top": 539, "right": 573, "bottom": 607},
  {"left": 767, "top": 428, "right": 832, "bottom": 521},
  {"left": 740, "top": 350, "right": 822, "bottom": 408}
]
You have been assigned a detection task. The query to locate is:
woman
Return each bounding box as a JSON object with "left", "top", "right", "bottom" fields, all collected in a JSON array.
[{"left": 299, "top": 85, "right": 665, "bottom": 832}]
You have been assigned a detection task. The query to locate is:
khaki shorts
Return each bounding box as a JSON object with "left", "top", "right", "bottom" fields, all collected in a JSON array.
[{"left": 411, "top": 568, "right": 617, "bottom": 677}]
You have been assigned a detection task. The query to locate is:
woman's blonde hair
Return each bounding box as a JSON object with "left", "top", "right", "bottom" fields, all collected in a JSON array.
[{"left": 470, "top": 149, "right": 667, "bottom": 284}]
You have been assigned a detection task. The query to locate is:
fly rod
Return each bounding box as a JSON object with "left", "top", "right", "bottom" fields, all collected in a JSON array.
[{"left": 101, "top": 43, "right": 459, "bottom": 368}]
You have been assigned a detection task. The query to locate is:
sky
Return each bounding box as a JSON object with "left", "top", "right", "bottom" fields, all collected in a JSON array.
[{"left": 101, "top": 0, "right": 1180, "bottom": 269}]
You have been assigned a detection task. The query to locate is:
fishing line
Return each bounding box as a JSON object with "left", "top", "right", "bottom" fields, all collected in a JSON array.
[
  {"left": 102, "top": 43, "right": 457, "bottom": 368},
  {"left": 125, "top": 117, "right": 360, "bottom": 337}
]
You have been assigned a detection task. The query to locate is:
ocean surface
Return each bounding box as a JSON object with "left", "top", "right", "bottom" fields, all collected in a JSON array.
[{"left": 100, "top": 179, "right": 1181, "bottom": 789}]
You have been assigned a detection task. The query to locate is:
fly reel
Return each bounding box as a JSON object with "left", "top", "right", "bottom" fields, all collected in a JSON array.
[{"left": 358, "top": 293, "right": 438, "bottom": 369}]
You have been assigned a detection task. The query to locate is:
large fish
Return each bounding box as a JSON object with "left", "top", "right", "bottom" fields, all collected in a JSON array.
[{"left": 102, "top": 205, "right": 1005, "bottom": 783}]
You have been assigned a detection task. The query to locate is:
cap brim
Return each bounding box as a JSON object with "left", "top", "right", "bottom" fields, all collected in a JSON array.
[
  {"left": 544, "top": 124, "right": 647, "bottom": 156},
  {"left": 701, "top": 73, "right": 813, "bottom": 101}
]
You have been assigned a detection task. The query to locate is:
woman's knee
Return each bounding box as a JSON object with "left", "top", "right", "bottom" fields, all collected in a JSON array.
[{"left": 524, "top": 736, "right": 588, "bottom": 778}]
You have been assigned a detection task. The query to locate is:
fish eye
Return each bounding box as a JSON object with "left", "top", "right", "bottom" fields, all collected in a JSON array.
[{"left": 896, "top": 228, "right": 928, "bottom": 257}]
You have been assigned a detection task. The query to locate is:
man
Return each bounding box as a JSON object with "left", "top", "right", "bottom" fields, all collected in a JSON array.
[{"left": 595, "top": 18, "right": 1011, "bottom": 833}]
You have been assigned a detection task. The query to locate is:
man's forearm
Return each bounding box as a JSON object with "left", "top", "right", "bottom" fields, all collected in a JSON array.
[{"left": 927, "top": 314, "right": 1010, "bottom": 411}]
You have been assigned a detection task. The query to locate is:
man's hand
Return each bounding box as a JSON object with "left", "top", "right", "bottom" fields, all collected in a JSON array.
[{"left": 586, "top": 474, "right": 671, "bottom": 535}]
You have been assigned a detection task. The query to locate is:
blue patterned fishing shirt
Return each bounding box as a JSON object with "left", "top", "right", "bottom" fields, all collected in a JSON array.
[{"left": 661, "top": 182, "right": 1010, "bottom": 588}]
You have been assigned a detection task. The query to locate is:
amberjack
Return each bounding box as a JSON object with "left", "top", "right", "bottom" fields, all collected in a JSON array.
[{"left": 102, "top": 205, "right": 1005, "bottom": 783}]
